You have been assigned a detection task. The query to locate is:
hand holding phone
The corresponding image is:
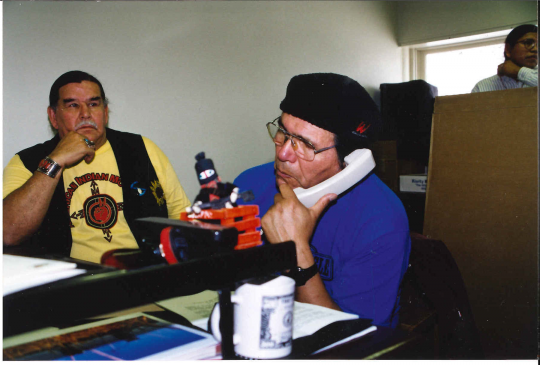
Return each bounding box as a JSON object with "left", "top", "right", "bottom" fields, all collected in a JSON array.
[{"left": 293, "top": 149, "right": 376, "bottom": 208}]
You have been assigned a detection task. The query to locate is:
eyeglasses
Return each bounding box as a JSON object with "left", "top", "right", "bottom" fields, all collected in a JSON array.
[
  {"left": 516, "top": 39, "right": 537, "bottom": 50},
  {"left": 266, "top": 117, "right": 337, "bottom": 161}
]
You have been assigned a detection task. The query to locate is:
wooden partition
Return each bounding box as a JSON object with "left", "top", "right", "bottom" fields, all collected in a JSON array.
[{"left": 423, "top": 87, "right": 538, "bottom": 359}]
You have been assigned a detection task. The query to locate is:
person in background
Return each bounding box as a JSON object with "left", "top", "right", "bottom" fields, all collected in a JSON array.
[
  {"left": 472, "top": 24, "right": 537, "bottom": 93},
  {"left": 234, "top": 73, "right": 411, "bottom": 327},
  {"left": 3, "top": 71, "right": 190, "bottom": 263}
]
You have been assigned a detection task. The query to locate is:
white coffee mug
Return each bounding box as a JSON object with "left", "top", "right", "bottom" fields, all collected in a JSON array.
[{"left": 210, "top": 275, "right": 295, "bottom": 359}]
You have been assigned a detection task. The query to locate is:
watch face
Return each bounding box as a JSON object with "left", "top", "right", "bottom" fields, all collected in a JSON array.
[{"left": 293, "top": 265, "right": 318, "bottom": 286}]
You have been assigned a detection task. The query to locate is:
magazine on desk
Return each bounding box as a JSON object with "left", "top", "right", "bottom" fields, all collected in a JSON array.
[{"left": 2, "top": 313, "right": 220, "bottom": 361}]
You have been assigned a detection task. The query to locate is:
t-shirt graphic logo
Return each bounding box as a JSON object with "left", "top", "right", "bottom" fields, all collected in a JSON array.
[
  {"left": 313, "top": 252, "right": 334, "bottom": 281},
  {"left": 84, "top": 194, "right": 118, "bottom": 229}
]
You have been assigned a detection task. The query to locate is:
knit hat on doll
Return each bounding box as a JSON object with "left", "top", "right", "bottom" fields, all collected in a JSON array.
[{"left": 194, "top": 152, "right": 219, "bottom": 186}]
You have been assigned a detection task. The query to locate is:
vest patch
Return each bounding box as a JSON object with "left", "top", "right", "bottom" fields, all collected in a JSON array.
[
  {"left": 313, "top": 252, "right": 334, "bottom": 281},
  {"left": 131, "top": 181, "right": 147, "bottom": 196},
  {"left": 150, "top": 180, "right": 166, "bottom": 206},
  {"left": 84, "top": 194, "right": 118, "bottom": 229}
]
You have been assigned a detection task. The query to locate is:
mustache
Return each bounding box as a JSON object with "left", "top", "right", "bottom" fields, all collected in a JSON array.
[{"left": 75, "top": 120, "right": 98, "bottom": 131}]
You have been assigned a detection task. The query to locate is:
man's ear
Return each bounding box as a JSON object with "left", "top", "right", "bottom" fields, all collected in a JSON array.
[
  {"left": 504, "top": 43, "right": 512, "bottom": 60},
  {"left": 47, "top": 106, "right": 59, "bottom": 130},
  {"left": 104, "top": 105, "right": 109, "bottom": 127}
]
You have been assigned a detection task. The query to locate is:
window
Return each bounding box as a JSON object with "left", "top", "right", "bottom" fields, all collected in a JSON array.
[{"left": 408, "top": 30, "right": 512, "bottom": 96}]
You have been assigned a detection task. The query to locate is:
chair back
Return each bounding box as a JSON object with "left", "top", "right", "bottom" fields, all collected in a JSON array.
[{"left": 400, "top": 232, "right": 484, "bottom": 359}]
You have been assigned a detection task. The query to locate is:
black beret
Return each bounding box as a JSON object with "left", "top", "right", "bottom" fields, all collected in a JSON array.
[{"left": 279, "top": 73, "right": 381, "bottom": 151}]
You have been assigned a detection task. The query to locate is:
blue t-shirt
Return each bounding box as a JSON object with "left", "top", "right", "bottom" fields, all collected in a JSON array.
[{"left": 234, "top": 162, "right": 411, "bottom": 327}]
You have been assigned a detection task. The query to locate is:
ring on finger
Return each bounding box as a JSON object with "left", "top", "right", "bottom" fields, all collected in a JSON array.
[{"left": 83, "top": 138, "right": 95, "bottom": 148}]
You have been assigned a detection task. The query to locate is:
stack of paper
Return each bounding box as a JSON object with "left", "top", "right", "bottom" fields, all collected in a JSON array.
[
  {"left": 187, "top": 298, "right": 377, "bottom": 357},
  {"left": 3, "top": 254, "right": 87, "bottom": 296}
]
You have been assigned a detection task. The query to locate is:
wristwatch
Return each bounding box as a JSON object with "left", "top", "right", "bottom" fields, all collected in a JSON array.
[
  {"left": 286, "top": 264, "right": 319, "bottom": 286},
  {"left": 37, "top": 156, "right": 62, "bottom": 178}
]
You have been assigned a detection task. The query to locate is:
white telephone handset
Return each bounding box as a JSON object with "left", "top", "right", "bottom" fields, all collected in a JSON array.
[{"left": 293, "top": 149, "right": 376, "bottom": 208}]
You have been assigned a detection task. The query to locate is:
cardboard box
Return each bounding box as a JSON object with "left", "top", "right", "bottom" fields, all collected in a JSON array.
[
  {"left": 399, "top": 174, "right": 427, "bottom": 193},
  {"left": 371, "top": 140, "right": 397, "bottom": 160},
  {"left": 423, "top": 88, "right": 538, "bottom": 359},
  {"left": 374, "top": 158, "right": 398, "bottom": 192},
  {"left": 372, "top": 141, "right": 399, "bottom": 192},
  {"left": 397, "top": 158, "right": 426, "bottom": 175}
]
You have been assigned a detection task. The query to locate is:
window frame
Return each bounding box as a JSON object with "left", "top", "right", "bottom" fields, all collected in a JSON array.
[{"left": 409, "top": 36, "right": 508, "bottom": 81}]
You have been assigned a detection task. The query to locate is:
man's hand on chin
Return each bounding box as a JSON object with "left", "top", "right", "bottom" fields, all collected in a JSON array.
[
  {"left": 497, "top": 60, "right": 522, "bottom": 80},
  {"left": 261, "top": 181, "right": 337, "bottom": 268},
  {"left": 49, "top": 131, "right": 96, "bottom": 167}
]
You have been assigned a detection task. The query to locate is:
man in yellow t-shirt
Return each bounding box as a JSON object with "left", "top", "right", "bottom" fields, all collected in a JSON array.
[{"left": 3, "top": 71, "right": 190, "bottom": 263}]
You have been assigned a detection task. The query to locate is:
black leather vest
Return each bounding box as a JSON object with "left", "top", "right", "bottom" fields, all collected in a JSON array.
[{"left": 13, "top": 128, "right": 168, "bottom": 256}]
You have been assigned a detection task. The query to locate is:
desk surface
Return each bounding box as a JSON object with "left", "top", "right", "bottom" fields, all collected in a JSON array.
[
  {"left": 312, "top": 326, "right": 431, "bottom": 360},
  {"left": 4, "top": 243, "right": 438, "bottom": 360},
  {"left": 4, "top": 304, "right": 433, "bottom": 361}
]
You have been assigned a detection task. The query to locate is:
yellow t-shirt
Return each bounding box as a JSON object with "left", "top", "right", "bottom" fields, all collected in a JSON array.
[{"left": 3, "top": 137, "right": 190, "bottom": 263}]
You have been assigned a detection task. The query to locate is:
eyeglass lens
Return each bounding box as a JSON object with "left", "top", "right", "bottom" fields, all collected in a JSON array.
[
  {"left": 267, "top": 122, "right": 316, "bottom": 161},
  {"left": 519, "top": 39, "right": 536, "bottom": 49}
]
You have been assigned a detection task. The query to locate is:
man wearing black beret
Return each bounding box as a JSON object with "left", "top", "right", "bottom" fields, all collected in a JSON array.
[{"left": 234, "top": 73, "right": 411, "bottom": 327}]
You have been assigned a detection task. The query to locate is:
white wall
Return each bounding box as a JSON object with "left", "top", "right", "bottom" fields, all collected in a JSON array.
[
  {"left": 3, "top": 1, "right": 402, "bottom": 199},
  {"left": 397, "top": 1, "right": 537, "bottom": 45}
]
